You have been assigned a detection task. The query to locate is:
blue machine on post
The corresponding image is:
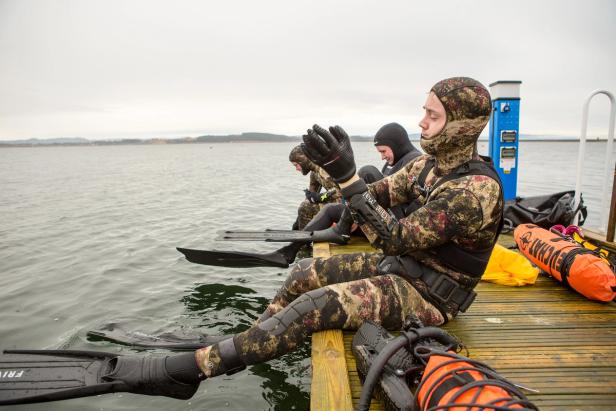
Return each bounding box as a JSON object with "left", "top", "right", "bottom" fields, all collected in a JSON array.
[{"left": 488, "top": 80, "right": 522, "bottom": 201}]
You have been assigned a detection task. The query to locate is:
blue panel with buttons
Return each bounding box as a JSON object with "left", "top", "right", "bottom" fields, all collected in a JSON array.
[{"left": 488, "top": 81, "right": 522, "bottom": 201}]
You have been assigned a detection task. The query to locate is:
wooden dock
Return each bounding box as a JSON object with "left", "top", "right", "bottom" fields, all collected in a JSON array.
[{"left": 309, "top": 237, "right": 616, "bottom": 411}]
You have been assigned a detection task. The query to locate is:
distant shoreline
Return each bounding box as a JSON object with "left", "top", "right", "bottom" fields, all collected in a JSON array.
[{"left": 0, "top": 135, "right": 609, "bottom": 148}]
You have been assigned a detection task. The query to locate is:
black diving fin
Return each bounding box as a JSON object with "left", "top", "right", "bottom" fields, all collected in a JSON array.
[
  {"left": 177, "top": 247, "right": 291, "bottom": 268},
  {"left": 216, "top": 226, "right": 350, "bottom": 244},
  {"left": 87, "top": 324, "right": 227, "bottom": 350},
  {"left": 0, "top": 349, "right": 199, "bottom": 405}
]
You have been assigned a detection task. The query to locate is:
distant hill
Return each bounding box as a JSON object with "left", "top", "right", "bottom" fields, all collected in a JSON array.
[
  {"left": 195, "top": 132, "right": 297, "bottom": 142},
  {"left": 0, "top": 137, "right": 91, "bottom": 145},
  {"left": 0, "top": 132, "right": 606, "bottom": 147}
]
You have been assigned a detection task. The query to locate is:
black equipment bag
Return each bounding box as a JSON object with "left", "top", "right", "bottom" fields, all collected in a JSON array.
[{"left": 502, "top": 190, "right": 587, "bottom": 232}]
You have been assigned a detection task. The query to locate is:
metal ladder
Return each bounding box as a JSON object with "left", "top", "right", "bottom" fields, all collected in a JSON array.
[{"left": 573, "top": 90, "right": 616, "bottom": 238}]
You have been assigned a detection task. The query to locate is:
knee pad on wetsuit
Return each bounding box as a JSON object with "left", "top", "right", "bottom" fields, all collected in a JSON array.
[
  {"left": 288, "top": 258, "right": 313, "bottom": 282},
  {"left": 257, "top": 288, "right": 330, "bottom": 336}
]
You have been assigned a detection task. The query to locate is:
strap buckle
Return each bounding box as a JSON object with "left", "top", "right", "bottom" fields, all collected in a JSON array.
[
  {"left": 428, "top": 275, "right": 457, "bottom": 304},
  {"left": 428, "top": 275, "right": 476, "bottom": 313}
]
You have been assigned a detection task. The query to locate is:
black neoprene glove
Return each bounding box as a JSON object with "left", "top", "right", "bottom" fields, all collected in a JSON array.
[
  {"left": 301, "top": 124, "right": 356, "bottom": 183},
  {"left": 304, "top": 189, "right": 321, "bottom": 204}
]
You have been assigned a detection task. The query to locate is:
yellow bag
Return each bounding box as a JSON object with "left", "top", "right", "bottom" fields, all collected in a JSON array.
[
  {"left": 482, "top": 244, "right": 539, "bottom": 286},
  {"left": 572, "top": 232, "right": 614, "bottom": 265}
]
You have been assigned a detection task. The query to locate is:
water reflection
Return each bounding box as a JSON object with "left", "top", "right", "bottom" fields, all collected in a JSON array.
[
  {"left": 181, "top": 283, "right": 270, "bottom": 333},
  {"left": 252, "top": 357, "right": 310, "bottom": 411},
  {"left": 182, "top": 282, "right": 311, "bottom": 410}
]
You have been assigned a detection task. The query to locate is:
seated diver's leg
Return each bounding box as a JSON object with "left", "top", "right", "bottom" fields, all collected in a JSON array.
[
  {"left": 258, "top": 252, "right": 382, "bottom": 322},
  {"left": 303, "top": 203, "right": 346, "bottom": 231},
  {"left": 296, "top": 199, "right": 321, "bottom": 230},
  {"left": 195, "top": 274, "right": 444, "bottom": 378},
  {"left": 277, "top": 203, "right": 347, "bottom": 263},
  {"left": 358, "top": 165, "right": 385, "bottom": 184}
]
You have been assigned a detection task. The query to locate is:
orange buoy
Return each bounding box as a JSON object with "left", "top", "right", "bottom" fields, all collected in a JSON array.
[
  {"left": 514, "top": 224, "right": 616, "bottom": 302},
  {"left": 416, "top": 351, "right": 531, "bottom": 410}
]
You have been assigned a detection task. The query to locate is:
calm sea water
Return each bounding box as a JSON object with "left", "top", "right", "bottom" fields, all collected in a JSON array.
[{"left": 0, "top": 141, "right": 613, "bottom": 410}]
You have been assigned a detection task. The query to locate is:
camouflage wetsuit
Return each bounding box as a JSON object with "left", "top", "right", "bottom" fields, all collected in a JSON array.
[
  {"left": 289, "top": 145, "right": 341, "bottom": 229},
  {"left": 195, "top": 77, "right": 503, "bottom": 378}
]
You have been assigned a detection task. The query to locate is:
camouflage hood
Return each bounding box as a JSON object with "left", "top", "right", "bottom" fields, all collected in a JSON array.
[
  {"left": 289, "top": 145, "right": 315, "bottom": 175},
  {"left": 420, "top": 77, "right": 491, "bottom": 175}
]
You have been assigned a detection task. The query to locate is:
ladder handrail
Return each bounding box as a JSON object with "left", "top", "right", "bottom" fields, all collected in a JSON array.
[{"left": 573, "top": 90, "right": 616, "bottom": 232}]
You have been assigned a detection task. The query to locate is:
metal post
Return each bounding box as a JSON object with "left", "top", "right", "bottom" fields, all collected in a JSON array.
[
  {"left": 573, "top": 90, "right": 616, "bottom": 233},
  {"left": 607, "top": 163, "right": 616, "bottom": 242}
]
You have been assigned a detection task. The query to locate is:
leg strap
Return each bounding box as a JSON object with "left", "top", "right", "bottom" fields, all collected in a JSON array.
[{"left": 217, "top": 338, "right": 246, "bottom": 375}]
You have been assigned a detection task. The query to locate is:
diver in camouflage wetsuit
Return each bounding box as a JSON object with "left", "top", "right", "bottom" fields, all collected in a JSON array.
[
  {"left": 182, "top": 76, "right": 504, "bottom": 379},
  {"left": 147, "top": 77, "right": 504, "bottom": 387},
  {"left": 289, "top": 145, "right": 341, "bottom": 229}
]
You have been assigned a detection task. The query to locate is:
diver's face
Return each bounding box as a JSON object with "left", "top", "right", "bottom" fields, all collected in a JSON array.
[
  {"left": 292, "top": 162, "right": 302, "bottom": 172},
  {"left": 419, "top": 92, "right": 447, "bottom": 139},
  {"left": 375, "top": 145, "right": 394, "bottom": 165}
]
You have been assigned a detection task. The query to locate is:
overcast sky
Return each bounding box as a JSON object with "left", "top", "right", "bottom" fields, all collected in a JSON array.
[{"left": 1, "top": 0, "right": 615, "bottom": 140}]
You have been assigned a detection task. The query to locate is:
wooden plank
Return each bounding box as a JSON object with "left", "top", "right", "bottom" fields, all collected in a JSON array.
[
  {"left": 465, "top": 348, "right": 616, "bottom": 369},
  {"left": 310, "top": 329, "right": 354, "bottom": 411},
  {"left": 444, "top": 313, "right": 616, "bottom": 330},
  {"left": 527, "top": 394, "right": 616, "bottom": 410},
  {"left": 312, "top": 242, "right": 331, "bottom": 259},
  {"left": 442, "top": 330, "right": 616, "bottom": 347},
  {"left": 330, "top": 237, "right": 378, "bottom": 255},
  {"left": 463, "top": 300, "right": 616, "bottom": 314},
  {"left": 311, "top": 241, "right": 355, "bottom": 411}
]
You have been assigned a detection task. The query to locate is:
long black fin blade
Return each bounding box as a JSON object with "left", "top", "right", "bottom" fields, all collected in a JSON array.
[
  {"left": 176, "top": 247, "right": 290, "bottom": 268},
  {"left": 215, "top": 229, "right": 314, "bottom": 242},
  {"left": 215, "top": 227, "right": 349, "bottom": 244},
  {"left": 87, "top": 327, "right": 225, "bottom": 351},
  {"left": 0, "top": 349, "right": 118, "bottom": 405}
]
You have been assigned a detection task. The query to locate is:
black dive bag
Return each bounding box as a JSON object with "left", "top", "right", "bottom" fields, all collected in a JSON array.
[{"left": 502, "top": 190, "right": 587, "bottom": 232}]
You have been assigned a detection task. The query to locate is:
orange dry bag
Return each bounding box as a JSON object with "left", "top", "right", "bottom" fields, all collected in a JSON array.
[
  {"left": 416, "top": 351, "right": 533, "bottom": 410},
  {"left": 514, "top": 224, "right": 616, "bottom": 302}
]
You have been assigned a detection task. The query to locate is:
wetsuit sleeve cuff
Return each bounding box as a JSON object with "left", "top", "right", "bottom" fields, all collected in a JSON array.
[{"left": 340, "top": 178, "right": 368, "bottom": 199}]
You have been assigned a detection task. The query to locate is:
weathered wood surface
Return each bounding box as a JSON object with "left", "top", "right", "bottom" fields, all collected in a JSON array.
[
  {"left": 311, "top": 329, "right": 354, "bottom": 411},
  {"left": 310, "top": 242, "right": 354, "bottom": 411},
  {"left": 313, "top": 235, "right": 616, "bottom": 410},
  {"left": 311, "top": 240, "right": 383, "bottom": 410},
  {"left": 440, "top": 274, "right": 616, "bottom": 409}
]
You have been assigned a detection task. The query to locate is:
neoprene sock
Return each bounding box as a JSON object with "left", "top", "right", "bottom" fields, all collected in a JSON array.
[
  {"left": 165, "top": 352, "right": 205, "bottom": 383},
  {"left": 277, "top": 242, "right": 303, "bottom": 264}
]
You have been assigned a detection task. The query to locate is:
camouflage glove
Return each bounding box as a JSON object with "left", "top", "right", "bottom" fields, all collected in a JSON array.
[{"left": 301, "top": 124, "right": 356, "bottom": 183}]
